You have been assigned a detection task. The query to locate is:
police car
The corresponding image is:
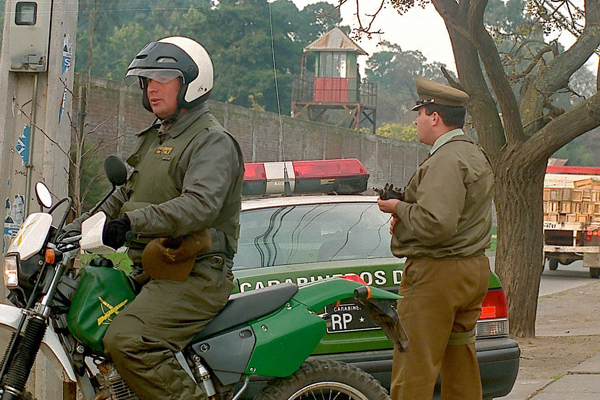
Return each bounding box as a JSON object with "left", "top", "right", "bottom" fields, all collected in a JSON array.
[{"left": 233, "top": 159, "right": 520, "bottom": 399}]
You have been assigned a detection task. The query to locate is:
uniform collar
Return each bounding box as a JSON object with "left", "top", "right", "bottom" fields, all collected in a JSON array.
[{"left": 430, "top": 128, "right": 464, "bottom": 155}]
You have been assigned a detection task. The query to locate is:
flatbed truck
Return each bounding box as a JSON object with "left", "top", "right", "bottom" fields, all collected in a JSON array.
[{"left": 543, "top": 165, "right": 600, "bottom": 278}]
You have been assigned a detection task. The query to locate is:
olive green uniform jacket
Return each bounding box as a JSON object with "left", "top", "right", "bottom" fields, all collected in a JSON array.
[
  {"left": 71, "top": 101, "right": 244, "bottom": 267},
  {"left": 91, "top": 101, "right": 243, "bottom": 400},
  {"left": 391, "top": 131, "right": 493, "bottom": 259}
]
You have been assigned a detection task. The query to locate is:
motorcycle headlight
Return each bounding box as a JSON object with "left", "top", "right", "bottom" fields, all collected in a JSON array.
[{"left": 4, "top": 254, "right": 19, "bottom": 288}]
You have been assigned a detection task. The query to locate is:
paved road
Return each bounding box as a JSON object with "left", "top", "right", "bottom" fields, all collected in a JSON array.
[
  {"left": 539, "top": 259, "right": 594, "bottom": 296},
  {"left": 488, "top": 256, "right": 594, "bottom": 296}
]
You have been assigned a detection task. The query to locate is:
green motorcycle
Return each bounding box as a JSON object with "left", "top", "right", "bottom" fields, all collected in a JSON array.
[{"left": 0, "top": 156, "right": 407, "bottom": 400}]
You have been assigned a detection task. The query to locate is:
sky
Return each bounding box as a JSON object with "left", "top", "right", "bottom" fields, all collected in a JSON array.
[
  {"left": 291, "top": 0, "right": 456, "bottom": 72},
  {"left": 290, "top": 0, "right": 595, "bottom": 75}
]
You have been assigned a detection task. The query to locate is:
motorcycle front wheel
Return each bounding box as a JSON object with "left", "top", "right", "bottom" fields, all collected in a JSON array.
[
  {"left": 254, "top": 359, "right": 390, "bottom": 400},
  {"left": 0, "top": 391, "right": 37, "bottom": 400}
]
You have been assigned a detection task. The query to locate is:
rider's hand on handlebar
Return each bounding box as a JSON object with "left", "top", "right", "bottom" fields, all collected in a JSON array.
[{"left": 103, "top": 215, "right": 131, "bottom": 250}]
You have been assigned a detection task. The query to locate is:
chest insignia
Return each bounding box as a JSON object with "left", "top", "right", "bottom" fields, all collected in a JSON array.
[{"left": 155, "top": 146, "right": 174, "bottom": 155}]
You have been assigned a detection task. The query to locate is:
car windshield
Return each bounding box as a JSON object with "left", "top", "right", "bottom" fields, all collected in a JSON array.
[{"left": 233, "top": 201, "right": 394, "bottom": 270}]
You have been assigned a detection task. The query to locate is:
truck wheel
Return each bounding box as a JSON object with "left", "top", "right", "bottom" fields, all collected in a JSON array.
[
  {"left": 255, "top": 360, "right": 390, "bottom": 400},
  {"left": 549, "top": 259, "right": 559, "bottom": 271},
  {"left": 590, "top": 268, "right": 600, "bottom": 279}
]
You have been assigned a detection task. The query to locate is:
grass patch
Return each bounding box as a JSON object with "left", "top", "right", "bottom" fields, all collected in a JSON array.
[
  {"left": 80, "top": 253, "right": 133, "bottom": 273},
  {"left": 487, "top": 226, "right": 497, "bottom": 252}
]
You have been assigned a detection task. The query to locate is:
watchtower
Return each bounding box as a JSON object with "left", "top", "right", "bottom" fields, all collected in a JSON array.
[{"left": 291, "top": 27, "right": 377, "bottom": 133}]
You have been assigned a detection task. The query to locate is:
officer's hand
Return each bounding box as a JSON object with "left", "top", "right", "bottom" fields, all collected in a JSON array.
[
  {"left": 377, "top": 198, "right": 400, "bottom": 214},
  {"left": 103, "top": 215, "right": 131, "bottom": 250}
]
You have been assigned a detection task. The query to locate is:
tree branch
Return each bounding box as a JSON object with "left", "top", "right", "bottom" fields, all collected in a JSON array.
[
  {"left": 527, "top": 91, "right": 600, "bottom": 158},
  {"left": 466, "top": 0, "right": 527, "bottom": 144},
  {"left": 431, "top": 0, "right": 507, "bottom": 160},
  {"left": 510, "top": 41, "right": 558, "bottom": 81},
  {"left": 17, "top": 106, "right": 71, "bottom": 160},
  {"left": 334, "top": 0, "right": 385, "bottom": 38},
  {"left": 520, "top": 2, "right": 600, "bottom": 136}
]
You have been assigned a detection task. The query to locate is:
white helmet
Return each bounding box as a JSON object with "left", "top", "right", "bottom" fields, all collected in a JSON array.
[{"left": 125, "top": 37, "right": 213, "bottom": 113}]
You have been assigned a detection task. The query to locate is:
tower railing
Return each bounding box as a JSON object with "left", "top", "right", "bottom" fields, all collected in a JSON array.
[{"left": 292, "top": 76, "right": 377, "bottom": 109}]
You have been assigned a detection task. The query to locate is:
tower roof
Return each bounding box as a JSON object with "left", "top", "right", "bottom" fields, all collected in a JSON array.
[{"left": 304, "top": 27, "right": 368, "bottom": 56}]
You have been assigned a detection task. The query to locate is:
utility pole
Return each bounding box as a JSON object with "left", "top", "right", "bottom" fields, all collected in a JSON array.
[
  {"left": 0, "top": 0, "right": 78, "bottom": 398},
  {"left": 0, "top": 0, "right": 78, "bottom": 249}
]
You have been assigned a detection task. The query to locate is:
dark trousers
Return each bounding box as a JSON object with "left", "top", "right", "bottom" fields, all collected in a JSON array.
[
  {"left": 103, "top": 259, "right": 234, "bottom": 400},
  {"left": 390, "top": 255, "right": 490, "bottom": 400}
]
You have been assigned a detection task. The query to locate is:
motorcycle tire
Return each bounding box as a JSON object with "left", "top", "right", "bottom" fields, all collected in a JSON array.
[
  {"left": 254, "top": 359, "right": 390, "bottom": 400},
  {"left": 2, "top": 392, "right": 37, "bottom": 400}
]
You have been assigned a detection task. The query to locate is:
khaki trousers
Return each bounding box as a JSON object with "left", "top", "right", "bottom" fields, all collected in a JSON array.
[
  {"left": 390, "top": 255, "right": 490, "bottom": 400},
  {"left": 103, "top": 259, "right": 234, "bottom": 400}
]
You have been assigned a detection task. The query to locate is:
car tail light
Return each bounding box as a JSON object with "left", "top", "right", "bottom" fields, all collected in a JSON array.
[
  {"left": 242, "top": 159, "right": 369, "bottom": 196},
  {"left": 476, "top": 288, "right": 509, "bottom": 338}
]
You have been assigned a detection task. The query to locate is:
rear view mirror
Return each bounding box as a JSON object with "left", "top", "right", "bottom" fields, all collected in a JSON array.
[
  {"left": 104, "top": 155, "right": 128, "bottom": 187},
  {"left": 35, "top": 181, "right": 53, "bottom": 208}
]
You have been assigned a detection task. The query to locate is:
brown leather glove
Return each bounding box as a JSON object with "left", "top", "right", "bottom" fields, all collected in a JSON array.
[{"left": 141, "top": 230, "right": 212, "bottom": 281}]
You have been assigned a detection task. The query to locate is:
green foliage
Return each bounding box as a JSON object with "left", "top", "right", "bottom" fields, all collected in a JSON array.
[
  {"left": 366, "top": 41, "right": 455, "bottom": 124},
  {"left": 484, "top": 0, "right": 595, "bottom": 111},
  {"left": 553, "top": 138, "right": 597, "bottom": 167},
  {"left": 75, "top": 0, "right": 342, "bottom": 115},
  {"left": 375, "top": 123, "right": 418, "bottom": 142},
  {"left": 80, "top": 253, "right": 133, "bottom": 272},
  {"left": 0, "top": 0, "right": 4, "bottom": 43},
  {"left": 69, "top": 145, "right": 110, "bottom": 213}
]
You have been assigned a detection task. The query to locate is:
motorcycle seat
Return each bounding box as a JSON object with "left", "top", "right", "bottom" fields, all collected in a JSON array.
[{"left": 192, "top": 282, "right": 299, "bottom": 341}]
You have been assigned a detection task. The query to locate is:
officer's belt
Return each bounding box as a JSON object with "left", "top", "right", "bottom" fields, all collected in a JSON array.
[
  {"left": 196, "top": 252, "right": 232, "bottom": 269},
  {"left": 447, "top": 328, "right": 476, "bottom": 345},
  {"left": 196, "top": 252, "right": 233, "bottom": 288}
]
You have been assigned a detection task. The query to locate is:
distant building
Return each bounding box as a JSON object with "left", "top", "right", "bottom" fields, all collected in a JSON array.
[{"left": 291, "top": 27, "right": 377, "bottom": 133}]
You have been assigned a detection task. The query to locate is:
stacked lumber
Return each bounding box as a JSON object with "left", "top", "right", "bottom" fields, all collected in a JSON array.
[{"left": 544, "top": 177, "right": 600, "bottom": 224}]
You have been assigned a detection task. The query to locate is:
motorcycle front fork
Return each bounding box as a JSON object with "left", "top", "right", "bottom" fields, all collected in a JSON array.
[
  {"left": 0, "top": 315, "right": 47, "bottom": 399},
  {"left": 0, "top": 263, "right": 65, "bottom": 400}
]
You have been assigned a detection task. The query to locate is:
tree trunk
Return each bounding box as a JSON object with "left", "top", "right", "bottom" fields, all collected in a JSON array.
[{"left": 494, "top": 147, "right": 547, "bottom": 337}]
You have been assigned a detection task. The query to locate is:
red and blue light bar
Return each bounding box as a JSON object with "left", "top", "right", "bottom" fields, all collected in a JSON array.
[{"left": 242, "top": 158, "right": 369, "bottom": 196}]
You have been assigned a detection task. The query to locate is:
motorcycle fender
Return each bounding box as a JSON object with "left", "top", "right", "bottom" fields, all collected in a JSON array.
[{"left": 0, "top": 304, "right": 77, "bottom": 382}]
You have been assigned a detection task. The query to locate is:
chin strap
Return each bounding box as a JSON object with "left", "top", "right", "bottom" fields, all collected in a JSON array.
[{"left": 160, "top": 104, "right": 183, "bottom": 125}]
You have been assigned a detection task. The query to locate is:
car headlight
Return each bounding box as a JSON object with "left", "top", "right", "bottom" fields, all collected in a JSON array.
[{"left": 4, "top": 254, "right": 19, "bottom": 288}]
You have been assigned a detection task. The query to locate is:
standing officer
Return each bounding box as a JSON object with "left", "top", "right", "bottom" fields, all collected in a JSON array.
[
  {"left": 378, "top": 77, "right": 493, "bottom": 399},
  {"left": 70, "top": 37, "right": 244, "bottom": 399}
]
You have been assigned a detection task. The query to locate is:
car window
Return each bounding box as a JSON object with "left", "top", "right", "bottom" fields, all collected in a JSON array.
[{"left": 234, "top": 202, "right": 393, "bottom": 270}]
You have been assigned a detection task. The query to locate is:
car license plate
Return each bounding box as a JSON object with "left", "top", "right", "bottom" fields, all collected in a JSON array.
[{"left": 325, "top": 303, "right": 381, "bottom": 333}]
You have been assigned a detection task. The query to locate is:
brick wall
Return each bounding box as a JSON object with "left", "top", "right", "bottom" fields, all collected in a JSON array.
[{"left": 73, "top": 74, "right": 428, "bottom": 190}]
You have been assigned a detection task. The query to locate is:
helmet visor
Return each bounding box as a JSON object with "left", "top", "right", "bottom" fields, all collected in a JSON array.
[{"left": 124, "top": 68, "right": 184, "bottom": 86}]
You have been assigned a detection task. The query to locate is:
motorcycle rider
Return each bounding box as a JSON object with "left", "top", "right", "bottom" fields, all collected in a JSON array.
[{"left": 68, "top": 37, "right": 244, "bottom": 399}]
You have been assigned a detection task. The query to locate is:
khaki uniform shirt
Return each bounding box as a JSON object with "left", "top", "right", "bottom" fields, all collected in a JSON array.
[{"left": 391, "top": 130, "right": 493, "bottom": 259}]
